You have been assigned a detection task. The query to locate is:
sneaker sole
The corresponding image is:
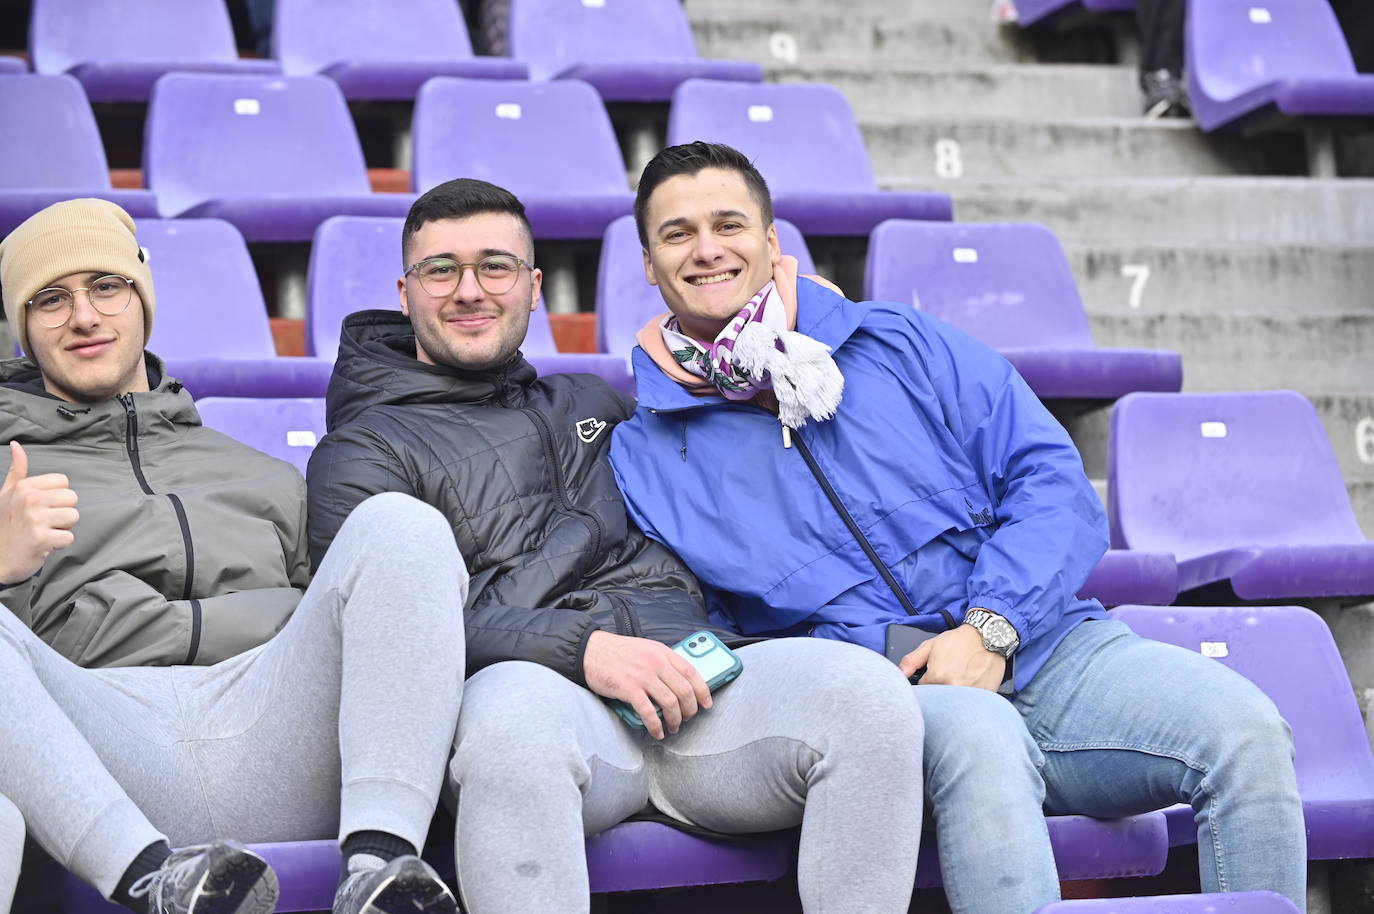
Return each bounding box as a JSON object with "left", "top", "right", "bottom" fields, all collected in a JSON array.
[
  {"left": 357, "top": 857, "right": 459, "bottom": 914},
  {"left": 187, "top": 843, "right": 280, "bottom": 914}
]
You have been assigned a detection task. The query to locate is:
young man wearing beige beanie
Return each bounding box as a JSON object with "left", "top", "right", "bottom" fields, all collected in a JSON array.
[{"left": 0, "top": 199, "right": 468, "bottom": 914}]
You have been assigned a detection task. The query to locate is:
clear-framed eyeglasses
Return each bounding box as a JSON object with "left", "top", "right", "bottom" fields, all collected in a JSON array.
[
  {"left": 27, "top": 276, "right": 135, "bottom": 328},
  {"left": 404, "top": 254, "right": 532, "bottom": 297}
]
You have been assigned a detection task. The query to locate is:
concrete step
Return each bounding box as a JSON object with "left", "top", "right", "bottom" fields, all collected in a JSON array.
[
  {"left": 770, "top": 61, "right": 1141, "bottom": 121},
  {"left": 1066, "top": 244, "right": 1374, "bottom": 317},
  {"left": 890, "top": 177, "right": 1374, "bottom": 245},
  {"left": 690, "top": 12, "right": 1039, "bottom": 66},
  {"left": 863, "top": 117, "right": 1266, "bottom": 180},
  {"left": 1086, "top": 312, "right": 1373, "bottom": 393},
  {"left": 687, "top": 0, "right": 1001, "bottom": 20}
]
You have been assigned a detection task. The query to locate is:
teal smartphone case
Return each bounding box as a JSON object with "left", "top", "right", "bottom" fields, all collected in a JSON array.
[{"left": 611, "top": 631, "right": 743, "bottom": 730}]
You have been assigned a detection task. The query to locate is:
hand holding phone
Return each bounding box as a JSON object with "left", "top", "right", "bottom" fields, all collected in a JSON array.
[{"left": 604, "top": 631, "right": 744, "bottom": 736}]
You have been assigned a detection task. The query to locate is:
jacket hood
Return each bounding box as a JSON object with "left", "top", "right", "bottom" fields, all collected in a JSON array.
[
  {"left": 0, "top": 351, "right": 198, "bottom": 447},
  {"left": 631, "top": 276, "right": 871, "bottom": 412},
  {"left": 325, "top": 309, "right": 539, "bottom": 431}
]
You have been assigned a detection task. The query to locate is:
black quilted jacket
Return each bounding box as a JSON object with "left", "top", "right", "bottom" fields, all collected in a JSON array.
[{"left": 306, "top": 310, "right": 738, "bottom": 685}]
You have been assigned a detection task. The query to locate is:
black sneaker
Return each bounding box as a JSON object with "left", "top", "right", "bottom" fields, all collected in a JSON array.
[
  {"left": 128, "top": 841, "right": 278, "bottom": 914},
  {"left": 1142, "top": 69, "right": 1192, "bottom": 119},
  {"left": 332, "top": 855, "right": 459, "bottom": 914}
]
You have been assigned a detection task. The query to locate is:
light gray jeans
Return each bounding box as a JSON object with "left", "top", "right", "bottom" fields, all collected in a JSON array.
[
  {"left": 0, "top": 795, "right": 19, "bottom": 914},
  {"left": 0, "top": 493, "right": 466, "bottom": 900},
  {"left": 449, "top": 637, "right": 925, "bottom": 914}
]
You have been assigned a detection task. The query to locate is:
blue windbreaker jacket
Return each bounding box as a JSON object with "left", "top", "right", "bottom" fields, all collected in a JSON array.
[{"left": 609, "top": 278, "right": 1108, "bottom": 689}]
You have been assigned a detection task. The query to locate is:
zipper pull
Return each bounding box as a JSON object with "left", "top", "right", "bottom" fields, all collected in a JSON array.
[{"left": 781, "top": 425, "right": 792, "bottom": 449}]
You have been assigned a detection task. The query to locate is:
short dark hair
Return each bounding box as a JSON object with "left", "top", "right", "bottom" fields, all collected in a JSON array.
[
  {"left": 401, "top": 178, "right": 535, "bottom": 266},
  {"left": 634, "top": 141, "right": 773, "bottom": 247}
]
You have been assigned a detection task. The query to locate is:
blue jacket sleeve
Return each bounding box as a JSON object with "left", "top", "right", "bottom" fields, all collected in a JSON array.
[{"left": 911, "top": 314, "right": 1108, "bottom": 645}]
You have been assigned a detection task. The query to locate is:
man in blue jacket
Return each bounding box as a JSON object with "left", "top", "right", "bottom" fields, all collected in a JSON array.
[{"left": 609, "top": 141, "right": 1307, "bottom": 913}]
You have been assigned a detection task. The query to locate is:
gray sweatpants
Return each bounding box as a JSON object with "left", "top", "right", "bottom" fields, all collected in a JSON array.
[
  {"left": 449, "top": 638, "right": 925, "bottom": 914},
  {"left": 0, "top": 493, "right": 466, "bottom": 900},
  {"left": 0, "top": 795, "right": 19, "bottom": 914}
]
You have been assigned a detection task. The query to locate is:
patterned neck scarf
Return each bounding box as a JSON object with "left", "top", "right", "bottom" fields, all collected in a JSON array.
[{"left": 660, "top": 281, "right": 844, "bottom": 427}]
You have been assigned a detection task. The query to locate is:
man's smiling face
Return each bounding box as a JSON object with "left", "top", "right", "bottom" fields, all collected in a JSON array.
[
  {"left": 26, "top": 271, "right": 149, "bottom": 403},
  {"left": 641, "top": 167, "right": 779, "bottom": 342},
  {"left": 398, "top": 212, "right": 541, "bottom": 371}
]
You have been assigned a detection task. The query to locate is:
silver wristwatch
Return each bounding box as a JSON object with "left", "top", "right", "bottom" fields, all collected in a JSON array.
[{"left": 963, "top": 609, "right": 1019, "bottom": 659}]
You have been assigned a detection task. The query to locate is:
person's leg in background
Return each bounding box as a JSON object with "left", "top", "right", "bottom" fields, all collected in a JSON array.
[{"left": 1135, "top": 0, "right": 1190, "bottom": 117}]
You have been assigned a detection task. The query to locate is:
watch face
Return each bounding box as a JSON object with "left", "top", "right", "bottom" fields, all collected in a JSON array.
[{"left": 985, "top": 618, "right": 1017, "bottom": 651}]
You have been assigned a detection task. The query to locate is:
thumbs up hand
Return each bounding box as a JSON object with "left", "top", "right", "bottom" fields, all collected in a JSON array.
[{"left": 0, "top": 442, "right": 79, "bottom": 586}]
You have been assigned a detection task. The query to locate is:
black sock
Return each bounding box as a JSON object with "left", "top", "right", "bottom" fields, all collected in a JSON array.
[
  {"left": 113, "top": 840, "right": 172, "bottom": 913},
  {"left": 340, "top": 830, "right": 416, "bottom": 869}
]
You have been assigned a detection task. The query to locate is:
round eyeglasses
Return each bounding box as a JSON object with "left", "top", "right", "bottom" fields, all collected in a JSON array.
[
  {"left": 27, "top": 276, "right": 135, "bottom": 328},
  {"left": 404, "top": 255, "right": 532, "bottom": 297}
]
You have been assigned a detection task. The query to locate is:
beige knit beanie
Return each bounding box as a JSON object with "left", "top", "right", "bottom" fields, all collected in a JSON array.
[{"left": 0, "top": 198, "right": 156, "bottom": 356}]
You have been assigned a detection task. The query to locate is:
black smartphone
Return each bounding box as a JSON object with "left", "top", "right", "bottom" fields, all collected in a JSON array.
[{"left": 884, "top": 624, "right": 940, "bottom": 683}]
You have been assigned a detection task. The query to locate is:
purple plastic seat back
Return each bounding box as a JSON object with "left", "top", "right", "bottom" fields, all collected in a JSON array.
[
  {"left": 866, "top": 220, "right": 1096, "bottom": 350},
  {"left": 1114, "top": 604, "right": 1374, "bottom": 809},
  {"left": 0, "top": 75, "right": 113, "bottom": 189},
  {"left": 412, "top": 78, "right": 628, "bottom": 197},
  {"left": 145, "top": 73, "right": 372, "bottom": 217},
  {"left": 1108, "top": 391, "right": 1365, "bottom": 559},
  {"left": 0, "top": 57, "right": 26, "bottom": 73},
  {"left": 510, "top": 0, "right": 703, "bottom": 81},
  {"left": 274, "top": 0, "right": 478, "bottom": 73},
  {"left": 1190, "top": 0, "right": 1356, "bottom": 102},
  {"left": 1015, "top": 0, "right": 1135, "bottom": 28},
  {"left": 30, "top": 0, "right": 245, "bottom": 75},
  {"left": 667, "top": 80, "right": 879, "bottom": 195},
  {"left": 306, "top": 215, "right": 559, "bottom": 360},
  {"left": 595, "top": 213, "right": 815, "bottom": 356},
  {"left": 196, "top": 397, "right": 326, "bottom": 475},
  {"left": 1035, "top": 890, "right": 1300, "bottom": 913},
  {"left": 138, "top": 218, "right": 277, "bottom": 359}
]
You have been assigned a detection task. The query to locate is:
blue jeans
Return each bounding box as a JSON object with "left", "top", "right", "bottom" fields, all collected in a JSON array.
[{"left": 915, "top": 618, "right": 1306, "bottom": 914}]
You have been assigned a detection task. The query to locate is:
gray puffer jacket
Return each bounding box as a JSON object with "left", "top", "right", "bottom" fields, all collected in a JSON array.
[
  {"left": 0, "top": 355, "right": 310, "bottom": 668},
  {"left": 307, "top": 310, "right": 740, "bottom": 685}
]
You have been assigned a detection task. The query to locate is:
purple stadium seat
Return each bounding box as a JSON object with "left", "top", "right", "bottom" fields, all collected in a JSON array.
[
  {"left": 1188, "top": 0, "right": 1374, "bottom": 132},
  {"left": 1079, "top": 550, "right": 1178, "bottom": 607},
  {"left": 1035, "top": 891, "right": 1300, "bottom": 914},
  {"left": 866, "top": 221, "right": 1182, "bottom": 400},
  {"left": 139, "top": 219, "right": 334, "bottom": 398},
  {"left": 1109, "top": 391, "right": 1374, "bottom": 600},
  {"left": 1015, "top": 0, "right": 1135, "bottom": 28},
  {"left": 594, "top": 213, "right": 816, "bottom": 357},
  {"left": 144, "top": 74, "right": 414, "bottom": 242},
  {"left": 666, "top": 80, "right": 952, "bottom": 236},
  {"left": 195, "top": 398, "right": 326, "bottom": 475},
  {"left": 1115, "top": 604, "right": 1374, "bottom": 859},
  {"left": 273, "top": 0, "right": 526, "bottom": 100},
  {"left": 411, "top": 78, "right": 633, "bottom": 240},
  {"left": 509, "top": 0, "right": 762, "bottom": 102},
  {"left": 29, "top": 0, "right": 278, "bottom": 103},
  {"left": 306, "top": 216, "right": 634, "bottom": 394},
  {"left": 0, "top": 75, "right": 157, "bottom": 235},
  {"left": 0, "top": 57, "right": 25, "bottom": 73}
]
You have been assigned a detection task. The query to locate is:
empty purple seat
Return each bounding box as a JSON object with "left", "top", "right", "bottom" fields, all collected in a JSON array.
[
  {"left": 307, "top": 216, "right": 634, "bottom": 394},
  {"left": 1015, "top": 0, "right": 1134, "bottom": 28},
  {"left": 0, "top": 57, "right": 25, "bottom": 74},
  {"left": 509, "top": 0, "right": 761, "bottom": 102},
  {"left": 412, "top": 78, "right": 633, "bottom": 240},
  {"left": 866, "top": 221, "right": 1182, "bottom": 400},
  {"left": 0, "top": 75, "right": 157, "bottom": 234},
  {"left": 1078, "top": 550, "right": 1178, "bottom": 607},
  {"left": 1189, "top": 0, "right": 1374, "bottom": 132},
  {"left": 195, "top": 398, "right": 326, "bottom": 475},
  {"left": 273, "top": 0, "right": 526, "bottom": 100},
  {"left": 144, "top": 74, "right": 413, "bottom": 242},
  {"left": 666, "top": 80, "right": 952, "bottom": 236},
  {"left": 1109, "top": 391, "right": 1374, "bottom": 600},
  {"left": 139, "top": 219, "right": 334, "bottom": 398},
  {"left": 1115, "top": 604, "right": 1374, "bottom": 860},
  {"left": 595, "top": 214, "right": 815, "bottom": 357},
  {"left": 1035, "top": 891, "right": 1300, "bottom": 913},
  {"left": 29, "top": 0, "right": 278, "bottom": 103}
]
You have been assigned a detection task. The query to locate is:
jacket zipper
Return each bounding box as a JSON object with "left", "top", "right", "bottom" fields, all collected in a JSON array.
[
  {"left": 121, "top": 395, "right": 203, "bottom": 663},
  {"left": 522, "top": 407, "right": 605, "bottom": 560},
  {"left": 609, "top": 593, "right": 642, "bottom": 637},
  {"left": 789, "top": 426, "right": 957, "bottom": 629}
]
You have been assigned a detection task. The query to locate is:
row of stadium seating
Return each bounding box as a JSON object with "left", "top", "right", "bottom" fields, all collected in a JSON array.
[{"left": 0, "top": 72, "right": 949, "bottom": 240}]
